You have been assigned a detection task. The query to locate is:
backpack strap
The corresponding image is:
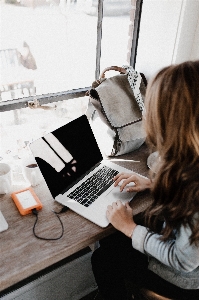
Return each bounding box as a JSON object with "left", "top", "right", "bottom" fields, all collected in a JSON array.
[{"left": 122, "top": 65, "right": 145, "bottom": 112}]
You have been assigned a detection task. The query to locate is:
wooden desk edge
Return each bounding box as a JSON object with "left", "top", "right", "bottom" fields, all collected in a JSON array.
[{"left": 0, "top": 224, "right": 115, "bottom": 292}]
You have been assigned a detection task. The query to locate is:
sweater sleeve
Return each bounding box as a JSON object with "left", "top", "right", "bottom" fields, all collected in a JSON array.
[{"left": 131, "top": 221, "right": 199, "bottom": 273}]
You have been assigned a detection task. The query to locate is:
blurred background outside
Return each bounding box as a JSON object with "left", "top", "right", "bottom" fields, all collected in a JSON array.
[{"left": 0, "top": 0, "right": 133, "bottom": 176}]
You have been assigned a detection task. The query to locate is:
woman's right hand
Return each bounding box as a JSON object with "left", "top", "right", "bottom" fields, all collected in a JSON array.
[{"left": 113, "top": 172, "right": 152, "bottom": 192}]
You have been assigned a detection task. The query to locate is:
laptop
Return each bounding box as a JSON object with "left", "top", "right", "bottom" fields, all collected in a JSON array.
[{"left": 29, "top": 114, "right": 136, "bottom": 227}]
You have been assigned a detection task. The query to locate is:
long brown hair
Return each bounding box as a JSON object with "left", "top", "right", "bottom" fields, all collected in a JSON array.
[{"left": 144, "top": 60, "right": 199, "bottom": 244}]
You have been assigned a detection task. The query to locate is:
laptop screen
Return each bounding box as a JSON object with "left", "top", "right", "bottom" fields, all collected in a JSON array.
[{"left": 30, "top": 115, "right": 103, "bottom": 198}]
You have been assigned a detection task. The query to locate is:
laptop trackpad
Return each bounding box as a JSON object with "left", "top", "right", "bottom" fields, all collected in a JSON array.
[{"left": 106, "top": 185, "right": 136, "bottom": 202}]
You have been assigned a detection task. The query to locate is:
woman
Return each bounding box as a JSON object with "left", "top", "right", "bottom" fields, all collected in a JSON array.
[{"left": 91, "top": 60, "right": 199, "bottom": 300}]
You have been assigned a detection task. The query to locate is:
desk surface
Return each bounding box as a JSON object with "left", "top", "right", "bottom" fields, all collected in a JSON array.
[{"left": 0, "top": 144, "right": 152, "bottom": 292}]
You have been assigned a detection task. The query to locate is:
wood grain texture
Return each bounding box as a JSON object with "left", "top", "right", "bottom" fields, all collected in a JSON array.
[{"left": 0, "top": 144, "right": 152, "bottom": 291}]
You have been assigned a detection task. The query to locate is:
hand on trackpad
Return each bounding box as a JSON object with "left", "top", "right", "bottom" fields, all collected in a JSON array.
[
  {"left": 118, "top": 179, "right": 135, "bottom": 188},
  {"left": 109, "top": 184, "right": 136, "bottom": 201}
]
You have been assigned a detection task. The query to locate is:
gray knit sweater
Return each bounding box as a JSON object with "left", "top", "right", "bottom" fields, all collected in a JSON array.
[{"left": 132, "top": 215, "right": 199, "bottom": 289}]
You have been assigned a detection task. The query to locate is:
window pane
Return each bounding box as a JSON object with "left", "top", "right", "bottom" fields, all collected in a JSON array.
[
  {"left": 0, "top": 0, "right": 134, "bottom": 103},
  {"left": 0, "top": 0, "right": 98, "bottom": 101},
  {"left": 100, "top": 0, "right": 132, "bottom": 73},
  {"left": 0, "top": 96, "right": 88, "bottom": 162}
]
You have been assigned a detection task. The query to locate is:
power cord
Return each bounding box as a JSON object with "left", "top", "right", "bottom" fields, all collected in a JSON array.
[{"left": 32, "top": 206, "right": 69, "bottom": 241}]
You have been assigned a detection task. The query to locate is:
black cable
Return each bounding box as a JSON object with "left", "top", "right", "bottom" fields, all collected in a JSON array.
[
  {"left": 32, "top": 206, "right": 68, "bottom": 241},
  {"left": 55, "top": 206, "right": 69, "bottom": 214}
]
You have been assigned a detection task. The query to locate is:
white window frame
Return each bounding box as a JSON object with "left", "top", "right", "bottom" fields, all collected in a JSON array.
[{"left": 0, "top": 0, "right": 143, "bottom": 113}]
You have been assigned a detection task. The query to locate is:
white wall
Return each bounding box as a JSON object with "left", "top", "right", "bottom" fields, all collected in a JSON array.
[
  {"left": 173, "top": 0, "right": 199, "bottom": 63},
  {"left": 191, "top": 17, "right": 199, "bottom": 60},
  {"left": 135, "top": 0, "right": 199, "bottom": 80}
]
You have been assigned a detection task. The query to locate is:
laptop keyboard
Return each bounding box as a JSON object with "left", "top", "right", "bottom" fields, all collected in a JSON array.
[{"left": 67, "top": 166, "right": 119, "bottom": 207}]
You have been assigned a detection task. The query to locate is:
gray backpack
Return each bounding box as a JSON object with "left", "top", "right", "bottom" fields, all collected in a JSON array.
[{"left": 86, "top": 65, "right": 147, "bottom": 157}]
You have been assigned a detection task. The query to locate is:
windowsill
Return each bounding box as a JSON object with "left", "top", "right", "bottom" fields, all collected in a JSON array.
[{"left": 0, "top": 96, "right": 89, "bottom": 169}]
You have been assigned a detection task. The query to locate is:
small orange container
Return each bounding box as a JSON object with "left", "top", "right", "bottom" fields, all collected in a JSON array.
[{"left": 11, "top": 187, "right": 42, "bottom": 215}]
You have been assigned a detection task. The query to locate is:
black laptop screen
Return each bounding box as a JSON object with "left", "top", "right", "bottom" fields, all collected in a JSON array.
[{"left": 30, "top": 115, "right": 103, "bottom": 198}]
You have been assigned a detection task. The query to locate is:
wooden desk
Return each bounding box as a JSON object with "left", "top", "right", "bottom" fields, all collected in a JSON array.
[{"left": 0, "top": 144, "right": 152, "bottom": 293}]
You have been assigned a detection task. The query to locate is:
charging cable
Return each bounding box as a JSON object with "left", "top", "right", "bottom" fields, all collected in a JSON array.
[{"left": 32, "top": 206, "right": 68, "bottom": 241}]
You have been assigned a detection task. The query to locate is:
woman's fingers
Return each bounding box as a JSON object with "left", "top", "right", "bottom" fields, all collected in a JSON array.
[
  {"left": 113, "top": 172, "right": 152, "bottom": 192},
  {"left": 119, "top": 178, "right": 136, "bottom": 192},
  {"left": 106, "top": 201, "right": 136, "bottom": 237},
  {"left": 114, "top": 174, "right": 137, "bottom": 192},
  {"left": 125, "top": 202, "right": 133, "bottom": 211},
  {"left": 113, "top": 173, "right": 132, "bottom": 187}
]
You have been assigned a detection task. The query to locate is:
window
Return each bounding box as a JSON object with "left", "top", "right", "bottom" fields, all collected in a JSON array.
[{"left": 0, "top": 0, "right": 142, "bottom": 163}]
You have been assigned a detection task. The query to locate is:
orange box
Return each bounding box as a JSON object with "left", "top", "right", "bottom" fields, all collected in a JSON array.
[{"left": 11, "top": 187, "right": 42, "bottom": 215}]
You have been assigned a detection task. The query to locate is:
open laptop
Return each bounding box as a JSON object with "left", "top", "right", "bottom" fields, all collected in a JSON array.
[{"left": 29, "top": 114, "right": 136, "bottom": 227}]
